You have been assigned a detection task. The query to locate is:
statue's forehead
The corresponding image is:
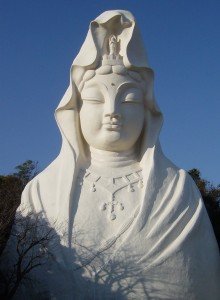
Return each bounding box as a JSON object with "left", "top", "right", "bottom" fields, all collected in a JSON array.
[{"left": 83, "top": 73, "right": 140, "bottom": 91}]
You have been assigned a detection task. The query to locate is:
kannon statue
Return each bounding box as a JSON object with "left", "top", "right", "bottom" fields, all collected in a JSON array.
[{"left": 15, "top": 10, "right": 220, "bottom": 299}]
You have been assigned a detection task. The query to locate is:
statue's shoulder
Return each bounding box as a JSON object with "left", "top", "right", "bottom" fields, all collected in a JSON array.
[
  {"left": 161, "top": 154, "right": 199, "bottom": 193},
  {"left": 178, "top": 168, "right": 200, "bottom": 190},
  {"left": 20, "top": 158, "right": 61, "bottom": 214},
  {"left": 174, "top": 168, "right": 203, "bottom": 207},
  {"left": 160, "top": 154, "right": 202, "bottom": 202}
]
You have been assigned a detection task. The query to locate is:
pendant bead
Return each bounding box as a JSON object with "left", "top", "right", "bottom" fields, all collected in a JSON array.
[
  {"left": 110, "top": 213, "right": 116, "bottom": 220},
  {"left": 128, "top": 184, "right": 135, "bottom": 192},
  {"left": 138, "top": 180, "right": 143, "bottom": 189},
  {"left": 91, "top": 183, "right": 96, "bottom": 192},
  {"left": 101, "top": 203, "right": 107, "bottom": 211}
]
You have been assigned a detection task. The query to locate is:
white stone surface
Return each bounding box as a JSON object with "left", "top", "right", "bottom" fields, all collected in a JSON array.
[{"left": 15, "top": 10, "right": 220, "bottom": 299}]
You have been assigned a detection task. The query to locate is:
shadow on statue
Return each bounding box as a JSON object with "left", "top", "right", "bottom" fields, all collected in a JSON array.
[{"left": 0, "top": 210, "right": 176, "bottom": 299}]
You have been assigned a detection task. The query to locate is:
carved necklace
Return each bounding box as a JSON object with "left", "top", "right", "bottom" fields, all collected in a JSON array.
[{"left": 77, "top": 167, "right": 143, "bottom": 221}]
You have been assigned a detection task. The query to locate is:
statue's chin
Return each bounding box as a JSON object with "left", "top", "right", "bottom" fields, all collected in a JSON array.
[
  {"left": 82, "top": 126, "right": 140, "bottom": 152},
  {"left": 89, "top": 133, "right": 136, "bottom": 152}
]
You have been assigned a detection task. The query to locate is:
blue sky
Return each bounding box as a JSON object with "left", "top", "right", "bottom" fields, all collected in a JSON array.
[{"left": 0, "top": 0, "right": 219, "bottom": 185}]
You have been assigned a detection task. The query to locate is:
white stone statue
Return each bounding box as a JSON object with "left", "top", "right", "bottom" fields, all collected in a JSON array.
[{"left": 16, "top": 10, "right": 220, "bottom": 299}]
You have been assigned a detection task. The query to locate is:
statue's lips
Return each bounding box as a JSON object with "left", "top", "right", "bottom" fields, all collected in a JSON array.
[{"left": 102, "top": 122, "right": 122, "bottom": 131}]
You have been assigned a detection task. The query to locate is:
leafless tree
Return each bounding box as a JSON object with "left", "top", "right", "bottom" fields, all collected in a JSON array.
[
  {"left": 0, "top": 211, "right": 56, "bottom": 299},
  {"left": 0, "top": 160, "right": 39, "bottom": 255}
]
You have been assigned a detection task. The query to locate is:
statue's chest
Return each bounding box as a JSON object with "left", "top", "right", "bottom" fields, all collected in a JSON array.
[{"left": 71, "top": 167, "right": 143, "bottom": 247}]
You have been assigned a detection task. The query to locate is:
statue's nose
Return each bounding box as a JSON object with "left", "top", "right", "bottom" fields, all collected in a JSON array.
[
  {"left": 104, "top": 112, "right": 121, "bottom": 119},
  {"left": 104, "top": 96, "right": 120, "bottom": 119}
]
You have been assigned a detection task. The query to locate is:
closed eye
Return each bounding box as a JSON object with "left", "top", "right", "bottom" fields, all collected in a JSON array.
[
  {"left": 122, "top": 98, "right": 142, "bottom": 104},
  {"left": 82, "top": 98, "right": 104, "bottom": 104}
]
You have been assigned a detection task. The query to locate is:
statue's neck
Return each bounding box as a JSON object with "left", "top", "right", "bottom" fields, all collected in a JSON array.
[{"left": 90, "top": 147, "right": 138, "bottom": 169}]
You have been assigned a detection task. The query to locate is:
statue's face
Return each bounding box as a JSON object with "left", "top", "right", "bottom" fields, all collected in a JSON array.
[{"left": 80, "top": 72, "right": 145, "bottom": 152}]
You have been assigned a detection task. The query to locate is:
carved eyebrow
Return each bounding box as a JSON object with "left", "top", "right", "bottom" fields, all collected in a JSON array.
[{"left": 117, "top": 81, "right": 141, "bottom": 93}]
